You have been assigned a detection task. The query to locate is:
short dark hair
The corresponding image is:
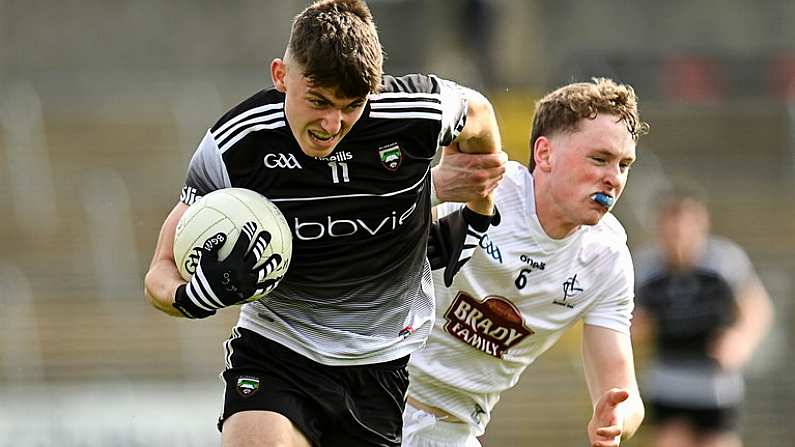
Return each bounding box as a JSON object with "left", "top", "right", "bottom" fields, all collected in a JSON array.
[
  {"left": 288, "top": 0, "right": 384, "bottom": 98},
  {"left": 528, "top": 78, "right": 649, "bottom": 171}
]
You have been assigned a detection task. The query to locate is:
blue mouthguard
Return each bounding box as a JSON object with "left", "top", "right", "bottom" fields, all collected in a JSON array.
[{"left": 592, "top": 192, "right": 614, "bottom": 208}]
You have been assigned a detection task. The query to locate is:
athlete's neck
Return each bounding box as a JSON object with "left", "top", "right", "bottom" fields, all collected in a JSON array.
[{"left": 532, "top": 175, "right": 579, "bottom": 240}]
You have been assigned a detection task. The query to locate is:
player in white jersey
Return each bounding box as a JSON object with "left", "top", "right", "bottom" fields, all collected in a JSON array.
[{"left": 405, "top": 78, "right": 649, "bottom": 447}]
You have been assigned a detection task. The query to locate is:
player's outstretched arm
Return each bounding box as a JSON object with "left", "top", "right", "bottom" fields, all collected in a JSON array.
[
  {"left": 582, "top": 324, "right": 645, "bottom": 446},
  {"left": 145, "top": 202, "right": 190, "bottom": 317}
]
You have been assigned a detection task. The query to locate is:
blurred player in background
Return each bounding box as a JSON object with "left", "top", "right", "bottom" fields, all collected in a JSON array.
[
  {"left": 403, "top": 78, "right": 648, "bottom": 447},
  {"left": 143, "top": 0, "right": 504, "bottom": 446},
  {"left": 632, "top": 188, "right": 773, "bottom": 447}
]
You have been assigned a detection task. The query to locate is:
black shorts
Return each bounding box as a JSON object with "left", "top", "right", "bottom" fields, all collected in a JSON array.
[
  {"left": 218, "top": 327, "right": 409, "bottom": 447},
  {"left": 649, "top": 400, "right": 740, "bottom": 433}
]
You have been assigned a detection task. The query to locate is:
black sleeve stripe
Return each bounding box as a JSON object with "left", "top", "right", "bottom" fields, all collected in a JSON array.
[
  {"left": 369, "top": 98, "right": 443, "bottom": 120},
  {"left": 369, "top": 107, "right": 443, "bottom": 115},
  {"left": 369, "top": 92, "right": 442, "bottom": 103},
  {"left": 369, "top": 108, "right": 443, "bottom": 115},
  {"left": 217, "top": 121, "right": 287, "bottom": 155},
  {"left": 212, "top": 102, "right": 283, "bottom": 135},
  {"left": 368, "top": 89, "right": 445, "bottom": 121},
  {"left": 371, "top": 97, "right": 442, "bottom": 105},
  {"left": 370, "top": 103, "right": 443, "bottom": 113},
  {"left": 213, "top": 111, "right": 285, "bottom": 151},
  {"left": 369, "top": 111, "right": 442, "bottom": 121}
]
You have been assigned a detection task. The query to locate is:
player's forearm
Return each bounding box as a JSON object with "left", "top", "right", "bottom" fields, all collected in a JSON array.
[
  {"left": 145, "top": 202, "right": 189, "bottom": 317},
  {"left": 144, "top": 261, "right": 185, "bottom": 317},
  {"left": 465, "top": 192, "right": 495, "bottom": 216},
  {"left": 736, "top": 283, "right": 774, "bottom": 350},
  {"left": 456, "top": 89, "right": 501, "bottom": 154}
]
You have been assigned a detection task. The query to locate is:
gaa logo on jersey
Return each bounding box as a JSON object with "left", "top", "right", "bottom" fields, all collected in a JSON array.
[
  {"left": 264, "top": 153, "right": 303, "bottom": 169},
  {"left": 444, "top": 292, "right": 534, "bottom": 358},
  {"left": 236, "top": 375, "right": 260, "bottom": 397},
  {"left": 378, "top": 142, "right": 402, "bottom": 172}
]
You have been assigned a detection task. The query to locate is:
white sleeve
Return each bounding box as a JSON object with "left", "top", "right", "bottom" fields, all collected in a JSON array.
[
  {"left": 714, "top": 238, "right": 758, "bottom": 294},
  {"left": 583, "top": 245, "right": 635, "bottom": 334}
]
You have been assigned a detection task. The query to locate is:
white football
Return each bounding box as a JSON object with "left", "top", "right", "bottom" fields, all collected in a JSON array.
[{"left": 173, "top": 188, "right": 292, "bottom": 300}]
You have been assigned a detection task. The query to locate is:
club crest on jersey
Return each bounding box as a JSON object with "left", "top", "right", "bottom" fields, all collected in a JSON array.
[
  {"left": 554, "top": 273, "right": 584, "bottom": 308},
  {"left": 444, "top": 292, "right": 534, "bottom": 358},
  {"left": 236, "top": 375, "right": 260, "bottom": 397},
  {"left": 378, "top": 143, "right": 402, "bottom": 172}
]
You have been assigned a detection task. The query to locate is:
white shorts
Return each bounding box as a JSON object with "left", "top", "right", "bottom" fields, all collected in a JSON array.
[{"left": 401, "top": 403, "right": 481, "bottom": 447}]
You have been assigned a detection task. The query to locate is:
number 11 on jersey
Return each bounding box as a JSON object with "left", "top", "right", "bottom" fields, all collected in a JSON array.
[{"left": 328, "top": 162, "right": 350, "bottom": 183}]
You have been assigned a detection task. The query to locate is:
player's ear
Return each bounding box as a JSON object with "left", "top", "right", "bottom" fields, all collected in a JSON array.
[
  {"left": 271, "top": 58, "right": 287, "bottom": 93},
  {"left": 534, "top": 136, "right": 553, "bottom": 172}
]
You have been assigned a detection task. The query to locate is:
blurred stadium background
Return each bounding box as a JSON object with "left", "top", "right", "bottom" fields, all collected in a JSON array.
[{"left": 1, "top": 0, "right": 794, "bottom": 445}]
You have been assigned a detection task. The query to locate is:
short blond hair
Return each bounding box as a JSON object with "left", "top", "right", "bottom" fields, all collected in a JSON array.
[{"left": 529, "top": 78, "right": 649, "bottom": 170}]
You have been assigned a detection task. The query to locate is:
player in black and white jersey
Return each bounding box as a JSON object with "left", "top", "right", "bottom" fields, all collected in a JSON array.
[
  {"left": 633, "top": 189, "right": 773, "bottom": 447},
  {"left": 403, "top": 79, "right": 648, "bottom": 447},
  {"left": 143, "top": 1, "right": 504, "bottom": 446}
]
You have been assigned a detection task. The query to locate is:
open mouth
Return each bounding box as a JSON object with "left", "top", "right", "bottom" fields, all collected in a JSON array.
[{"left": 308, "top": 129, "right": 336, "bottom": 144}]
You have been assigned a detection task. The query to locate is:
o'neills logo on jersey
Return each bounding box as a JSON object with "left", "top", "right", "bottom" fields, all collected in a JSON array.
[
  {"left": 315, "top": 150, "right": 353, "bottom": 162},
  {"left": 444, "top": 292, "right": 533, "bottom": 358},
  {"left": 264, "top": 153, "right": 302, "bottom": 169}
]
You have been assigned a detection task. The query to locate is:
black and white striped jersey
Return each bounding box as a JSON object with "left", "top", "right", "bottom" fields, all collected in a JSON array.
[
  {"left": 180, "top": 74, "right": 468, "bottom": 365},
  {"left": 633, "top": 237, "right": 757, "bottom": 407},
  {"left": 635, "top": 237, "right": 757, "bottom": 362}
]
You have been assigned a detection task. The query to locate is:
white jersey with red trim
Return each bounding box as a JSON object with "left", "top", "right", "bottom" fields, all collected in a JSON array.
[{"left": 407, "top": 161, "right": 634, "bottom": 435}]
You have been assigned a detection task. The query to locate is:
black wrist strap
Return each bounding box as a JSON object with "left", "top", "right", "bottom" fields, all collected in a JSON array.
[
  {"left": 462, "top": 206, "right": 501, "bottom": 232},
  {"left": 173, "top": 284, "right": 216, "bottom": 319},
  {"left": 427, "top": 205, "right": 502, "bottom": 287}
]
